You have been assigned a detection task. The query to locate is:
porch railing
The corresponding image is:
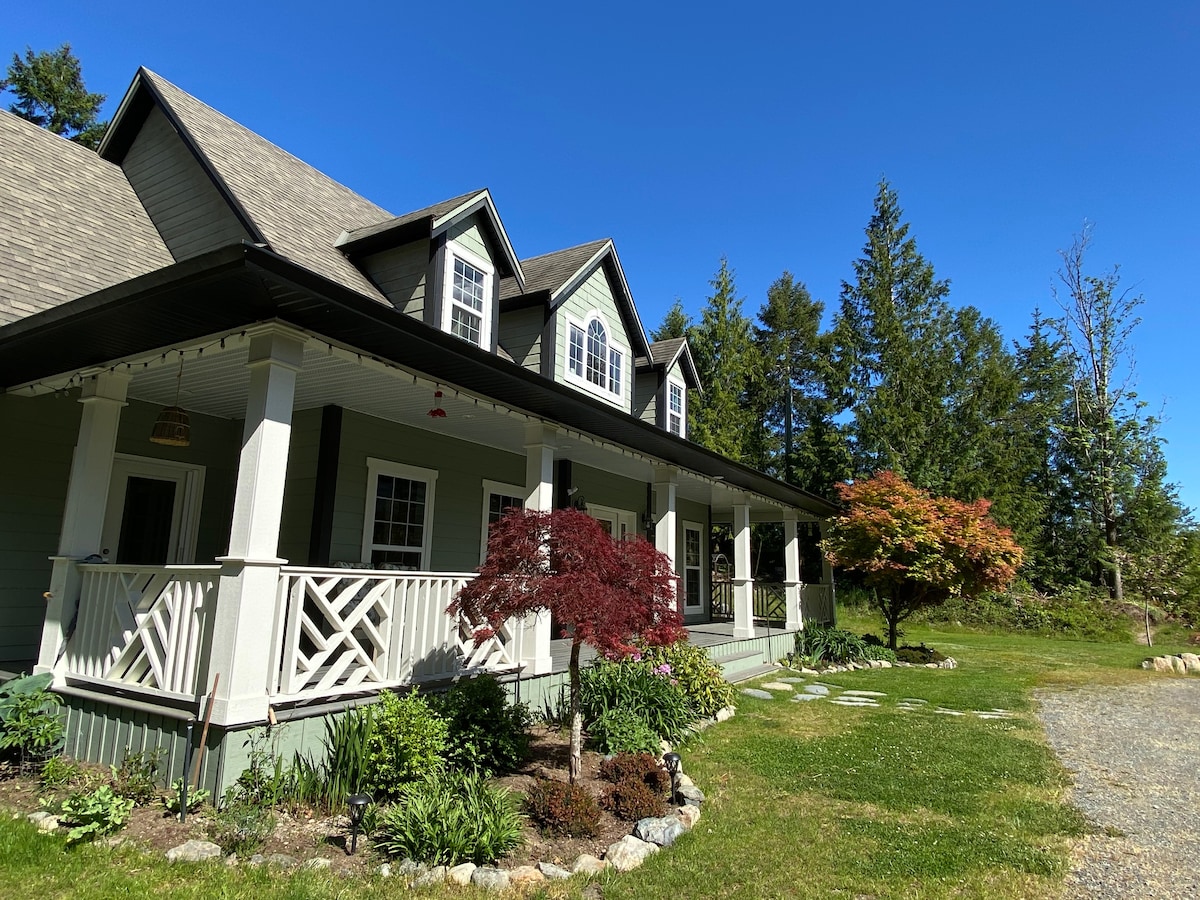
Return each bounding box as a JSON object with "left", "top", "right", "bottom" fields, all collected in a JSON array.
[
  {"left": 710, "top": 580, "right": 788, "bottom": 625},
  {"left": 269, "top": 567, "right": 523, "bottom": 702},
  {"left": 65, "top": 564, "right": 220, "bottom": 698},
  {"left": 801, "top": 583, "right": 836, "bottom": 625}
]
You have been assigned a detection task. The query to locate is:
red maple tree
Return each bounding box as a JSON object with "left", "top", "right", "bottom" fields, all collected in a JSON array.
[
  {"left": 450, "top": 507, "right": 684, "bottom": 781},
  {"left": 821, "top": 471, "right": 1024, "bottom": 649}
]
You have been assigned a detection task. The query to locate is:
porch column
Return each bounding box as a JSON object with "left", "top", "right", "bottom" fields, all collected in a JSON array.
[
  {"left": 783, "top": 511, "right": 802, "bottom": 632},
  {"left": 205, "top": 330, "right": 304, "bottom": 726},
  {"left": 36, "top": 371, "right": 130, "bottom": 678},
  {"left": 732, "top": 499, "right": 754, "bottom": 639},
  {"left": 652, "top": 465, "right": 678, "bottom": 578},
  {"left": 520, "top": 422, "right": 555, "bottom": 675},
  {"left": 819, "top": 520, "right": 837, "bottom": 626}
]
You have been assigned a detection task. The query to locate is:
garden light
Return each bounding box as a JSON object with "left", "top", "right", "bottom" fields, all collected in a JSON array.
[
  {"left": 347, "top": 793, "right": 371, "bottom": 855},
  {"left": 663, "top": 751, "right": 682, "bottom": 801}
]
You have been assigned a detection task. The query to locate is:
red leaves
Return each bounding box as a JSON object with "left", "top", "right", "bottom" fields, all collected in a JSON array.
[{"left": 449, "top": 507, "right": 685, "bottom": 657}]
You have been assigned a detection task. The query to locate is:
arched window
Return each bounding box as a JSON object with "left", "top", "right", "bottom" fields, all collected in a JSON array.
[{"left": 586, "top": 319, "right": 607, "bottom": 386}]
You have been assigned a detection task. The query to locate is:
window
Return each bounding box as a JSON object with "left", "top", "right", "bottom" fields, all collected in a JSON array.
[
  {"left": 362, "top": 459, "right": 437, "bottom": 569},
  {"left": 564, "top": 313, "right": 625, "bottom": 401},
  {"left": 609, "top": 347, "right": 622, "bottom": 394},
  {"left": 480, "top": 480, "right": 525, "bottom": 562},
  {"left": 667, "top": 380, "right": 685, "bottom": 436},
  {"left": 441, "top": 242, "right": 493, "bottom": 348},
  {"left": 568, "top": 325, "right": 585, "bottom": 378},
  {"left": 586, "top": 319, "right": 607, "bottom": 386},
  {"left": 683, "top": 522, "right": 704, "bottom": 609}
]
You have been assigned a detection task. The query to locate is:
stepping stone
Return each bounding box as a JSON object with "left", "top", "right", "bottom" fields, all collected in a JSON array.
[
  {"left": 791, "top": 693, "right": 824, "bottom": 701},
  {"left": 803, "top": 684, "right": 830, "bottom": 695},
  {"left": 976, "top": 711, "right": 1014, "bottom": 719},
  {"left": 741, "top": 688, "right": 774, "bottom": 700},
  {"left": 842, "top": 690, "right": 887, "bottom": 697},
  {"left": 779, "top": 677, "right": 808, "bottom": 683},
  {"left": 934, "top": 707, "right": 965, "bottom": 716},
  {"left": 899, "top": 698, "right": 928, "bottom": 705},
  {"left": 761, "top": 682, "right": 794, "bottom": 691},
  {"left": 829, "top": 698, "right": 879, "bottom": 707}
]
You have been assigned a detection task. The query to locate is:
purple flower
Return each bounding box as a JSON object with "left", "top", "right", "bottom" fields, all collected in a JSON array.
[{"left": 654, "top": 663, "right": 672, "bottom": 676}]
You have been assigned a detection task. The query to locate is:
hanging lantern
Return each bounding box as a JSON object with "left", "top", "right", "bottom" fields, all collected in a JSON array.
[
  {"left": 150, "top": 354, "right": 191, "bottom": 446},
  {"left": 427, "top": 387, "right": 447, "bottom": 418}
]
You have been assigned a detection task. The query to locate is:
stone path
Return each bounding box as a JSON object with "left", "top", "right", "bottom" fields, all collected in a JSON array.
[{"left": 740, "top": 675, "right": 1016, "bottom": 721}]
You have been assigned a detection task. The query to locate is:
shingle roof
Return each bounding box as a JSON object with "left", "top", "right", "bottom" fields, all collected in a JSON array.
[
  {"left": 499, "top": 239, "right": 609, "bottom": 301},
  {"left": 648, "top": 337, "right": 687, "bottom": 366},
  {"left": 141, "top": 70, "right": 394, "bottom": 303},
  {"left": 0, "top": 111, "right": 174, "bottom": 326},
  {"left": 337, "top": 188, "right": 486, "bottom": 249}
]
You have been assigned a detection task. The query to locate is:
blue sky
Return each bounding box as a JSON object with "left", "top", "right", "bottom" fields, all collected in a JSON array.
[{"left": 7, "top": 2, "right": 1198, "bottom": 509}]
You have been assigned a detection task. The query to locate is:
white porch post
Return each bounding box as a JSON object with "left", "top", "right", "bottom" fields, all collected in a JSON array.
[
  {"left": 520, "top": 422, "right": 555, "bottom": 675},
  {"left": 204, "top": 330, "right": 304, "bottom": 726},
  {"left": 36, "top": 371, "right": 130, "bottom": 678},
  {"left": 732, "top": 499, "right": 754, "bottom": 639},
  {"left": 783, "top": 511, "right": 802, "bottom": 632},
  {"left": 653, "top": 466, "right": 678, "bottom": 600},
  {"left": 819, "top": 520, "right": 837, "bottom": 626}
]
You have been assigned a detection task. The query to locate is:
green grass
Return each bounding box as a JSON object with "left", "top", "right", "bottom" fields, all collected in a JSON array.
[{"left": 1, "top": 623, "right": 1191, "bottom": 899}]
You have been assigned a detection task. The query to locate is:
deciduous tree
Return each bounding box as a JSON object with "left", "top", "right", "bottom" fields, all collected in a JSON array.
[
  {"left": 1, "top": 44, "right": 106, "bottom": 149},
  {"left": 450, "top": 508, "right": 683, "bottom": 782}
]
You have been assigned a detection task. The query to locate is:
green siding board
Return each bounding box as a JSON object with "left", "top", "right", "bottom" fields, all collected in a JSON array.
[
  {"left": 498, "top": 306, "right": 543, "bottom": 372},
  {"left": 278, "top": 407, "right": 322, "bottom": 564},
  {"left": 570, "top": 463, "right": 646, "bottom": 520},
  {"left": 634, "top": 371, "right": 658, "bottom": 424},
  {"left": 443, "top": 217, "right": 491, "bottom": 264},
  {"left": 361, "top": 240, "right": 429, "bottom": 318}
]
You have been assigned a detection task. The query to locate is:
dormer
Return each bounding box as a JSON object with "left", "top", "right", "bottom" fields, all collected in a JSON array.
[
  {"left": 498, "top": 239, "right": 651, "bottom": 413},
  {"left": 336, "top": 189, "right": 524, "bottom": 353},
  {"left": 635, "top": 337, "right": 702, "bottom": 438}
]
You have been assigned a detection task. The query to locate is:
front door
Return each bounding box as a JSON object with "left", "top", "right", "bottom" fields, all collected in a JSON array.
[{"left": 100, "top": 455, "right": 204, "bottom": 564}]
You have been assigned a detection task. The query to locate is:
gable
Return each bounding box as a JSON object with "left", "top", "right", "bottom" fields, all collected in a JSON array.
[{"left": 553, "top": 266, "right": 632, "bottom": 410}]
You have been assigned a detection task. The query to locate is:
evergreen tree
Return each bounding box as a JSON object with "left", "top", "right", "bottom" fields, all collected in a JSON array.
[
  {"left": 651, "top": 299, "right": 691, "bottom": 341},
  {"left": 1, "top": 44, "right": 107, "bottom": 149}
]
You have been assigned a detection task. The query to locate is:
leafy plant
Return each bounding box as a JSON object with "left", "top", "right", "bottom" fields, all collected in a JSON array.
[
  {"left": 860, "top": 643, "right": 898, "bottom": 663},
  {"left": 39, "top": 755, "right": 81, "bottom": 789},
  {"left": 165, "top": 778, "right": 210, "bottom": 814},
  {"left": 643, "top": 641, "right": 735, "bottom": 717},
  {"left": 896, "top": 643, "right": 947, "bottom": 664},
  {"left": 110, "top": 747, "right": 165, "bottom": 805},
  {"left": 434, "top": 675, "right": 531, "bottom": 776},
  {"left": 0, "top": 674, "right": 65, "bottom": 771},
  {"left": 587, "top": 708, "right": 661, "bottom": 755},
  {"left": 374, "top": 772, "right": 523, "bottom": 865},
  {"left": 599, "top": 751, "right": 670, "bottom": 793},
  {"left": 793, "top": 624, "right": 869, "bottom": 665},
  {"left": 366, "top": 689, "right": 448, "bottom": 798},
  {"left": 209, "top": 800, "right": 275, "bottom": 856},
  {"left": 228, "top": 729, "right": 290, "bottom": 808},
  {"left": 290, "top": 705, "right": 375, "bottom": 813},
  {"left": 58, "top": 784, "right": 134, "bottom": 843},
  {"left": 601, "top": 776, "right": 667, "bottom": 821},
  {"left": 580, "top": 658, "right": 696, "bottom": 745},
  {"left": 523, "top": 778, "right": 601, "bottom": 837}
]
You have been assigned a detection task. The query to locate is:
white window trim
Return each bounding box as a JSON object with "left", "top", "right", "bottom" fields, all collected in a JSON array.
[
  {"left": 479, "top": 479, "right": 526, "bottom": 563},
  {"left": 563, "top": 311, "right": 627, "bottom": 406},
  {"left": 362, "top": 458, "right": 438, "bottom": 570},
  {"left": 682, "top": 520, "right": 705, "bottom": 610},
  {"left": 666, "top": 377, "right": 687, "bottom": 437},
  {"left": 440, "top": 240, "right": 494, "bottom": 349},
  {"left": 586, "top": 503, "right": 637, "bottom": 540}
]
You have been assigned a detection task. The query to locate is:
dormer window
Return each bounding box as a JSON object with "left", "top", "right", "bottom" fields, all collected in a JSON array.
[
  {"left": 441, "top": 242, "right": 493, "bottom": 348},
  {"left": 667, "top": 379, "right": 685, "bottom": 436},
  {"left": 566, "top": 313, "right": 625, "bottom": 401}
]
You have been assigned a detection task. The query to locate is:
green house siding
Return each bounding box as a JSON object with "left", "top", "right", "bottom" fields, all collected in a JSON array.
[
  {"left": 443, "top": 217, "right": 491, "bottom": 264},
  {"left": 553, "top": 267, "right": 633, "bottom": 411},
  {"left": 498, "top": 306, "right": 544, "bottom": 372},
  {"left": 361, "top": 241, "right": 429, "bottom": 318},
  {"left": 570, "top": 463, "right": 647, "bottom": 522},
  {"left": 277, "top": 407, "right": 322, "bottom": 564},
  {"left": 634, "top": 371, "right": 658, "bottom": 425},
  {"left": 331, "top": 410, "right": 525, "bottom": 571}
]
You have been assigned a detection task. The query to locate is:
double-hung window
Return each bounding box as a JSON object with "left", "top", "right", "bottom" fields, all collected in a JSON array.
[
  {"left": 362, "top": 459, "right": 437, "bottom": 569},
  {"left": 441, "top": 242, "right": 493, "bottom": 348},
  {"left": 667, "top": 380, "right": 685, "bottom": 436},
  {"left": 480, "top": 480, "right": 525, "bottom": 562},
  {"left": 566, "top": 313, "right": 625, "bottom": 402}
]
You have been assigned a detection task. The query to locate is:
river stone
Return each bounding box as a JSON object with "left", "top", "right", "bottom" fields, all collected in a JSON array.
[
  {"left": 471, "top": 866, "right": 510, "bottom": 891},
  {"left": 572, "top": 854, "right": 608, "bottom": 874},
  {"left": 414, "top": 865, "right": 448, "bottom": 886},
  {"left": 677, "top": 804, "right": 701, "bottom": 828},
  {"left": 248, "top": 854, "right": 268, "bottom": 867},
  {"left": 303, "top": 857, "right": 331, "bottom": 870},
  {"left": 508, "top": 865, "right": 544, "bottom": 885},
  {"left": 265, "top": 854, "right": 299, "bottom": 869},
  {"left": 715, "top": 706, "right": 735, "bottom": 722},
  {"left": 167, "top": 839, "right": 223, "bottom": 863},
  {"left": 448, "top": 863, "right": 476, "bottom": 885},
  {"left": 676, "top": 773, "right": 694, "bottom": 788},
  {"left": 537, "top": 861, "right": 572, "bottom": 880},
  {"left": 605, "top": 834, "right": 659, "bottom": 871},
  {"left": 803, "top": 684, "right": 830, "bottom": 695},
  {"left": 634, "top": 815, "right": 688, "bottom": 847},
  {"left": 761, "top": 681, "right": 794, "bottom": 691},
  {"left": 741, "top": 688, "right": 774, "bottom": 700},
  {"left": 940, "top": 658, "right": 959, "bottom": 669},
  {"left": 375, "top": 863, "right": 391, "bottom": 878},
  {"left": 1182, "top": 653, "right": 1200, "bottom": 673},
  {"left": 26, "top": 811, "right": 58, "bottom": 832},
  {"left": 677, "top": 784, "right": 705, "bottom": 806}
]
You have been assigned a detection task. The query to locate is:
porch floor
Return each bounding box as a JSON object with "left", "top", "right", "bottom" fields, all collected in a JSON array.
[{"left": 548, "top": 622, "right": 790, "bottom": 675}]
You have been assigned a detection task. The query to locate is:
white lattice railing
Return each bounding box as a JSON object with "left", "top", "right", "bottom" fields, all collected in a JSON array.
[
  {"left": 801, "top": 583, "right": 836, "bottom": 625},
  {"left": 270, "top": 567, "right": 525, "bottom": 702},
  {"left": 66, "top": 564, "right": 219, "bottom": 697}
]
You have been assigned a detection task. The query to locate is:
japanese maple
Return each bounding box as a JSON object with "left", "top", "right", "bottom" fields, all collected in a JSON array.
[{"left": 450, "top": 507, "right": 684, "bottom": 781}]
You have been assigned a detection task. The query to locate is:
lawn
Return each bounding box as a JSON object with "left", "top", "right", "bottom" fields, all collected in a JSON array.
[{"left": 0, "top": 621, "right": 1188, "bottom": 900}]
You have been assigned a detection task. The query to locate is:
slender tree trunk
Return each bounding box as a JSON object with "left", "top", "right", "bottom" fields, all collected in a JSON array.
[
  {"left": 1144, "top": 598, "right": 1153, "bottom": 648},
  {"left": 568, "top": 639, "right": 582, "bottom": 784}
]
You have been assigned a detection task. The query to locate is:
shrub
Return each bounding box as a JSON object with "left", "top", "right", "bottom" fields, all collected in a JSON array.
[
  {"left": 522, "top": 778, "right": 601, "bottom": 837},
  {"left": 859, "top": 643, "right": 898, "bottom": 663},
  {"left": 58, "top": 784, "right": 135, "bottom": 843},
  {"left": 110, "top": 747, "right": 165, "bottom": 805},
  {"left": 598, "top": 751, "right": 669, "bottom": 793},
  {"left": 209, "top": 799, "right": 276, "bottom": 856},
  {"left": 374, "top": 772, "right": 523, "bottom": 865},
  {"left": 580, "top": 658, "right": 696, "bottom": 744},
  {"left": 601, "top": 776, "right": 667, "bottom": 821},
  {"left": 434, "top": 675, "right": 531, "bottom": 775},
  {"left": 290, "top": 705, "right": 375, "bottom": 813},
  {"left": 39, "top": 756, "right": 82, "bottom": 789},
  {"left": 587, "top": 708, "right": 661, "bottom": 755},
  {"left": 0, "top": 673, "right": 65, "bottom": 771},
  {"left": 793, "top": 624, "right": 869, "bottom": 664},
  {"left": 895, "top": 644, "right": 947, "bottom": 665},
  {"left": 367, "top": 689, "right": 448, "bottom": 798},
  {"left": 643, "top": 641, "right": 735, "bottom": 718},
  {"left": 165, "top": 778, "right": 210, "bottom": 814},
  {"left": 228, "top": 730, "right": 290, "bottom": 807}
]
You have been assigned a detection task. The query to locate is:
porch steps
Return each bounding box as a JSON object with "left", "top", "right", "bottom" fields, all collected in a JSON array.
[
  {"left": 724, "top": 662, "right": 780, "bottom": 684},
  {"left": 712, "top": 648, "right": 771, "bottom": 683}
]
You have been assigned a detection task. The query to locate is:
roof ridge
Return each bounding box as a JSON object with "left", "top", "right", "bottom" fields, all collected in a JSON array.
[{"left": 519, "top": 238, "right": 610, "bottom": 264}]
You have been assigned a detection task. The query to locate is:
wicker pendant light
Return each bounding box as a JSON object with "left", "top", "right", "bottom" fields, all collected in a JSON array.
[{"left": 150, "top": 354, "right": 191, "bottom": 447}]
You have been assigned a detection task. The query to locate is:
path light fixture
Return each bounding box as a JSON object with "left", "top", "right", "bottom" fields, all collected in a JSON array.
[
  {"left": 663, "top": 751, "right": 682, "bottom": 801},
  {"left": 347, "top": 794, "right": 371, "bottom": 855}
]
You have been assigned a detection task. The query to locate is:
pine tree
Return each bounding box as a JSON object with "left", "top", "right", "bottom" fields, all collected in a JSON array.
[
  {"left": 651, "top": 299, "right": 691, "bottom": 342},
  {"left": 1, "top": 44, "right": 107, "bottom": 149}
]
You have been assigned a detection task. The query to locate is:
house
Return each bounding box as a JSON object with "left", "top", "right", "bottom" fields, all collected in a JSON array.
[{"left": 0, "top": 68, "right": 837, "bottom": 788}]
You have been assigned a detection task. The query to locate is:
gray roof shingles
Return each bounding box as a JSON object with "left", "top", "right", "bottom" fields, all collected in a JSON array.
[
  {"left": 499, "top": 239, "right": 609, "bottom": 301},
  {"left": 0, "top": 111, "right": 174, "bottom": 326}
]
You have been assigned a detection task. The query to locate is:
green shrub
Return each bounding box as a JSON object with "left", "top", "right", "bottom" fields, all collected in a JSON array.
[
  {"left": 228, "top": 730, "right": 290, "bottom": 807},
  {"left": 0, "top": 673, "right": 65, "bottom": 771},
  {"left": 290, "top": 705, "right": 375, "bottom": 813},
  {"left": 860, "top": 643, "right": 898, "bottom": 663},
  {"left": 587, "top": 708, "right": 661, "bottom": 755},
  {"left": 366, "top": 689, "right": 449, "bottom": 797},
  {"left": 434, "top": 675, "right": 531, "bottom": 775},
  {"left": 210, "top": 800, "right": 275, "bottom": 856},
  {"left": 58, "top": 784, "right": 134, "bottom": 843},
  {"left": 39, "top": 756, "right": 82, "bottom": 789},
  {"left": 921, "top": 585, "right": 1130, "bottom": 640},
  {"left": 643, "top": 641, "right": 735, "bottom": 718},
  {"left": 165, "top": 778, "right": 210, "bottom": 814},
  {"left": 598, "top": 751, "right": 669, "bottom": 793},
  {"left": 793, "top": 624, "right": 869, "bottom": 664},
  {"left": 522, "top": 778, "right": 601, "bottom": 837},
  {"left": 600, "top": 776, "right": 667, "bottom": 821},
  {"left": 580, "top": 658, "right": 697, "bottom": 744},
  {"left": 895, "top": 644, "right": 947, "bottom": 665},
  {"left": 110, "top": 747, "right": 165, "bottom": 805},
  {"left": 374, "top": 772, "right": 523, "bottom": 865}
]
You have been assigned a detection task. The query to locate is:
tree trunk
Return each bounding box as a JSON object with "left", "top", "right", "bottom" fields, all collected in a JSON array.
[
  {"left": 568, "top": 639, "right": 582, "bottom": 784},
  {"left": 1144, "top": 597, "right": 1153, "bottom": 648}
]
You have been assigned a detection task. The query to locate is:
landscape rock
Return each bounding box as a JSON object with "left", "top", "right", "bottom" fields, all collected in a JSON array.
[
  {"left": 761, "top": 681, "right": 794, "bottom": 691},
  {"left": 842, "top": 690, "right": 887, "bottom": 697},
  {"left": 413, "top": 865, "right": 447, "bottom": 886},
  {"left": 634, "top": 815, "right": 688, "bottom": 847},
  {"left": 537, "top": 861, "right": 572, "bottom": 880},
  {"left": 1182, "top": 652, "right": 1200, "bottom": 673},
  {"left": 792, "top": 693, "right": 824, "bottom": 701},
  {"left": 878, "top": 660, "right": 892, "bottom": 668},
  {"left": 677, "top": 784, "right": 706, "bottom": 806},
  {"left": 509, "top": 865, "right": 545, "bottom": 885},
  {"left": 375, "top": 863, "right": 391, "bottom": 878},
  {"left": 166, "top": 839, "right": 223, "bottom": 863},
  {"left": 677, "top": 804, "right": 701, "bottom": 828},
  {"left": 714, "top": 706, "right": 736, "bottom": 722},
  {"left": 1171, "top": 656, "right": 1188, "bottom": 675},
  {"left": 940, "top": 657, "right": 959, "bottom": 669},
  {"left": 303, "top": 857, "right": 331, "bottom": 870},
  {"left": 471, "top": 866, "right": 511, "bottom": 891},
  {"left": 741, "top": 688, "right": 774, "bottom": 700},
  {"left": 803, "top": 684, "right": 830, "bottom": 695},
  {"left": 248, "top": 855, "right": 268, "bottom": 867},
  {"left": 26, "top": 811, "right": 58, "bottom": 832},
  {"left": 265, "top": 854, "right": 299, "bottom": 869},
  {"left": 605, "top": 834, "right": 659, "bottom": 871},
  {"left": 448, "top": 863, "right": 476, "bottom": 885},
  {"left": 572, "top": 853, "right": 608, "bottom": 875}
]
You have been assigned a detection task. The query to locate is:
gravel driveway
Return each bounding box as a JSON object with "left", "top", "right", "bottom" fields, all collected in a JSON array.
[{"left": 1036, "top": 678, "right": 1200, "bottom": 900}]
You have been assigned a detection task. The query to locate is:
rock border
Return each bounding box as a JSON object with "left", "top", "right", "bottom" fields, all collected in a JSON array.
[{"left": 1142, "top": 652, "right": 1200, "bottom": 674}]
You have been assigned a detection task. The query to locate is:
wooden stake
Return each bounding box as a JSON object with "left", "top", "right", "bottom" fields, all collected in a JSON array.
[{"left": 191, "top": 673, "right": 219, "bottom": 791}]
